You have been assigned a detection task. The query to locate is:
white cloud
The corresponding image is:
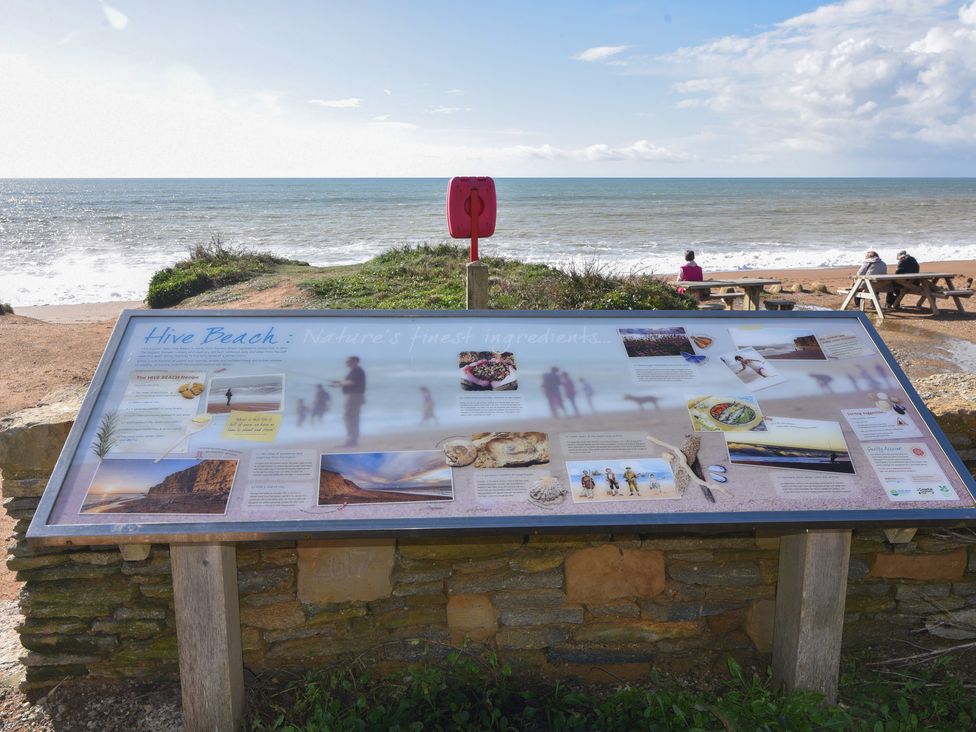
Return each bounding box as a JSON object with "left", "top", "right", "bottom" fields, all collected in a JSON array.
[
  {"left": 661, "top": 0, "right": 976, "bottom": 156},
  {"left": 101, "top": 4, "right": 128, "bottom": 31},
  {"left": 445, "top": 88, "right": 464, "bottom": 95},
  {"left": 372, "top": 114, "right": 391, "bottom": 121},
  {"left": 383, "top": 88, "right": 392, "bottom": 95},
  {"left": 574, "top": 45, "right": 629, "bottom": 62},
  {"left": 308, "top": 97, "right": 363, "bottom": 108},
  {"left": 428, "top": 106, "right": 471, "bottom": 114},
  {"left": 512, "top": 139, "right": 695, "bottom": 162}
]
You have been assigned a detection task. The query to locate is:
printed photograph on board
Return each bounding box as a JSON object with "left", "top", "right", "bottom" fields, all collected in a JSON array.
[
  {"left": 566, "top": 458, "right": 679, "bottom": 502},
  {"left": 459, "top": 351, "right": 518, "bottom": 391},
  {"left": 207, "top": 374, "right": 284, "bottom": 414},
  {"left": 469, "top": 431, "right": 550, "bottom": 468},
  {"left": 728, "top": 326, "right": 827, "bottom": 361},
  {"left": 318, "top": 450, "right": 454, "bottom": 505},
  {"left": 687, "top": 395, "right": 767, "bottom": 432},
  {"left": 617, "top": 327, "right": 694, "bottom": 358},
  {"left": 719, "top": 348, "right": 787, "bottom": 391},
  {"left": 726, "top": 417, "right": 855, "bottom": 474},
  {"left": 81, "top": 457, "right": 238, "bottom": 514}
]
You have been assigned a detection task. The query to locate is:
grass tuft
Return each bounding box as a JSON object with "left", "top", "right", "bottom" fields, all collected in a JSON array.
[{"left": 146, "top": 234, "right": 308, "bottom": 309}]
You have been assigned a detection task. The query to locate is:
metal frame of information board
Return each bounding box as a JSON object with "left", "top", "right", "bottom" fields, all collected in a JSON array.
[{"left": 27, "top": 309, "right": 976, "bottom": 545}]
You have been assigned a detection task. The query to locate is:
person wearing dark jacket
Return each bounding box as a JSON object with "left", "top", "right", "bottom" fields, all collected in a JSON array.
[{"left": 886, "top": 250, "right": 920, "bottom": 307}]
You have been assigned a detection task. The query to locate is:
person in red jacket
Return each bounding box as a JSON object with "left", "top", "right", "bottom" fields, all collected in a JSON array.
[{"left": 678, "top": 250, "right": 704, "bottom": 282}]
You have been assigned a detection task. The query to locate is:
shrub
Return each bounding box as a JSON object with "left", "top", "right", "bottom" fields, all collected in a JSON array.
[{"left": 146, "top": 234, "right": 305, "bottom": 308}]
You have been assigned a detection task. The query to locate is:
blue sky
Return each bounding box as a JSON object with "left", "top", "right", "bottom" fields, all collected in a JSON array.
[{"left": 2, "top": 0, "right": 975, "bottom": 176}]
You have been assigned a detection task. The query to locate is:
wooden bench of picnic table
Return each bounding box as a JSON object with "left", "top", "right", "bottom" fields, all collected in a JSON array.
[{"left": 840, "top": 273, "right": 970, "bottom": 319}]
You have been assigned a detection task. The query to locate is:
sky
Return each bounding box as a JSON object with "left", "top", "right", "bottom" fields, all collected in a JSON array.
[{"left": 2, "top": 0, "right": 975, "bottom": 177}]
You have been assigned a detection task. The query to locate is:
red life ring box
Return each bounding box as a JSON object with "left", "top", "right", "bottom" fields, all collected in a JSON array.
[{"left": 446, "top": 176, "right": 496, "bottom": 238}]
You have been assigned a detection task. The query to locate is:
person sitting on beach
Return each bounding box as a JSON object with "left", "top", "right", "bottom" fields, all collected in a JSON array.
[
  {"left": 677, "top": 250, "right": 703, "bottom": 282},
  {"left": 856, "top": 250, "right": 887, "bottom": 277},
  {"left": 885, "top": 250, "right": 920, "bottom": 307}
]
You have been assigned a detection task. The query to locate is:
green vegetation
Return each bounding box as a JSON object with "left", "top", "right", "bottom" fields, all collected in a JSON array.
[
  {"left": 299, "top": 243, "right": 696, "bottom": 311},
  {"left": 146, "top": 235, "right": 308, "bottom": 309},
  {"left": 146, "top": 241, "right": 694, "bottom": 311},
  {"left": 246, "top": 653, "right": 976, "bottom": 731}
]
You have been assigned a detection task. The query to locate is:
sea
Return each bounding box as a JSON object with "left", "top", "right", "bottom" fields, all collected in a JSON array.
[{"left": 2, "top": 177, "right": 976, "bottom": 307}]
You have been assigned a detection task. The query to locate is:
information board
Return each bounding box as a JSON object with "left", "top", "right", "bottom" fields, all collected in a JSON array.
[{"left": 28, "top": 310, "right": 976, "bottom": 544}]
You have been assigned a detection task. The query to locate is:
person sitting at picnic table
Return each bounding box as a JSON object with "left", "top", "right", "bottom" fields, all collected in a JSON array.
[
  {"left": 677, "top": 250, "right": 704, "bottom": 282},
  {"left": 885, "top": 250, "right": 920, "bottom": 307},
  {"left": 856, "top": 250, "right": 887, "bottom": 276},
  {"left": 676, "top": 250, "right": 704, "bottom": 296}
]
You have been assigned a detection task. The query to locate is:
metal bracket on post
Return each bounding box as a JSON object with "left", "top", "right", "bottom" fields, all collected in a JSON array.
[
  {"left": 772, "top": 529, "right": 852, "bottom": 704},
  {"left": 171, "top": 542, "right": 244, "bottom": 732}
]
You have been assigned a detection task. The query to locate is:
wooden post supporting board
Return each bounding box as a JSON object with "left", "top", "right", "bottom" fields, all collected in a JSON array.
[
  {"left": 466, "top": 260, "right": 489, "bottom": 310},
  {"left": 171, "top": 543, "right": 244, "bottom": 732},
  {"left": 772, "top": 529, "right": 852, "bottom": 704}
]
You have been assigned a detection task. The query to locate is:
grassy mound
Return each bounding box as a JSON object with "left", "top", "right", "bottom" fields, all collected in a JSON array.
[
  {"left": 299, "top": 244, "right": 695, "bottom": 310},
  {"left": 146, "top": 237, "right": 308, "bottom": 309}
]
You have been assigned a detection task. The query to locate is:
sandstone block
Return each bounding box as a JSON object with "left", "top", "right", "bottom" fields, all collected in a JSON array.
[
  {"left": 895, "top": 583, "right": 951, "bottom": 599},
  {"left": 898, "top": 596, "right": 965, "bottom": 614},
  {"left": 90, "top": 619, "right": 162, "bottom": 639},
  {"left": 509, "top": 551, "right": 564, "bottom": 573},
  {"left": 392, "top": 580, "right": 445, "bottom": 597},
  {"left": 238, "top": 566, "right": 294, "bottom": 595},
  {"left": 0, "top": 392, "right": 84, "bottom": 479},
  {"left": 743, "top": 599, "right": 775, "bottom": 653},
  {"left": 239, "top": 601, "right": 305, "bottom": 630},
  {"left": 668, "top": 560, "right": 762, "bottom": 587},
  {"left": 297, "top": 538, "right": 395, "bottom": 604},
  {"left": 868, "top": 549, "right": 967, "bottom": 581},
  {"left": 69, "top": 551, "right": 122, "bottom": 566},
  {"left": 565, "top": 545, "right": 665, "bottom": 604},
  {"left": 449, "top": 567, "right": 563, "bottom": 594},
  {"left": 495, "top": 626, "right": 568, "bottom": 650},
  {"left": 586, "top": 602, "right": 641, "bottom": 619},
  {"left": 446, "top": 593, "right": 498, "bottom": 643},
  {"left": 571, "top": 618, "right": 702, "bottom": 644},
  {"left": 241, "top": 627, "right": 264, "bottom": 652},
  {"left": 397, "top": 536, "right": 521, "bottom": 561},
  {"left": 375, "top": 605, "right": 446, "bottom": 630},
  {"left": 0, "top": 477, "right": 47, "bottom": 499},
  {"left": 844, "top": 595, "right": 896, "bottom": 614},
  {"left": 499, "top": 605, "right": 584, "bottom": 627}
]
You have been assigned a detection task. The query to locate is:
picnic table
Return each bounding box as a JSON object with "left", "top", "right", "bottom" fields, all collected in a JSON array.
[
  {"left": 838, "top": 272, "right": 972, "bottom": 320},
  {"left": 674, "top": 278, "right": 782, "bottom": 311}
]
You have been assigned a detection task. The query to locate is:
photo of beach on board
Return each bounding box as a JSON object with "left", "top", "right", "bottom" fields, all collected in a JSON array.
[
  {"left": 459, "top": 351, "right": 518, "bottom": 391},
  {"left": 566, "top": 458, "right": 678, "bottom": 503},
  {"left": 81, "top": 457, "right": 238, "bottom": 514},
  {"left": 726, "top": 417, "right": 855, "bottom": 474},
  {"left": 207, "top": 374, "right": 284, "bottom": 414},
  {"left": 687, "top": 395, "right": 767, "bottom": 432},
  {"left": 728, "top": 327, "right": 827, "bottom": 361},
  {"left": 318, "top": 450, "right": 454, "bottom": 506},
  {"left": 618, "top": 327, "right": 694, "bottom": 358},
  {"left": 719, "top": 348, "right": 786, "bottom": 391}
]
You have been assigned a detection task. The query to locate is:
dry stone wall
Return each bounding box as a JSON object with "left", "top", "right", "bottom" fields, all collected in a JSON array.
[{"left": 3, "top": 378, "right": 976, "bottom": 692}]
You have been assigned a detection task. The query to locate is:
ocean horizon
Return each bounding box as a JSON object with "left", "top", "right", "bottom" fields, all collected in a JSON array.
[{"left": 3, "top": 177, "right": 976, "bottom": 307}]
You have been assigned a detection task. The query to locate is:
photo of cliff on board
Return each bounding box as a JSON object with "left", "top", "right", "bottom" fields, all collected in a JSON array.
[{"left": 81, "top": 457, "right": 238, "bottom": 514}]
